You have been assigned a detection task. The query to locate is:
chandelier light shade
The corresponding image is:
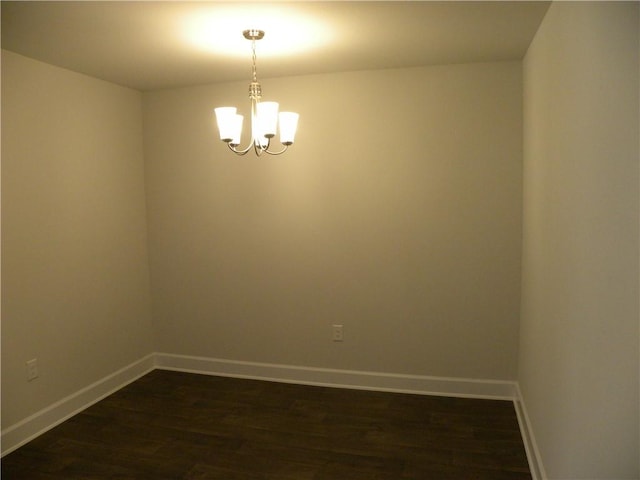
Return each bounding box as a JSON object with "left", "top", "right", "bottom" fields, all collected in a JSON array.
[{"left": 214, "top": 29, "right": 299, "bottom": 156}]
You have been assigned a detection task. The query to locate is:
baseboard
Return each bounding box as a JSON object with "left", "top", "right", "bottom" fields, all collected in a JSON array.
[
  {"left": 1, "top": 353, "right": 156, "bottom": 457},
  {"left": 513, "top": 383, "right": 547, "bottom": 480},
  {"left": 2, "top": 352, "right": 520, "bottom": 458},
  {"left": 155, "top": 353, "right": 517, "bottom": 400}
]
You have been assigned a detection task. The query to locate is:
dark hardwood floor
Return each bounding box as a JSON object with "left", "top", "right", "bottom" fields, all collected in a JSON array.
[{"left": 2, "top": 369, "right": 531, "bottom": 479}]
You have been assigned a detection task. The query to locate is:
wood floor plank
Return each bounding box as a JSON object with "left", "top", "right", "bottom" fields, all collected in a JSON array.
[{"left": 2, "top": 370, "right": 531, "bottom": 479}]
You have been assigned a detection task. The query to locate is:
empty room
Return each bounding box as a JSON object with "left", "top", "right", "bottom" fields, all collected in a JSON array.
[{"left": 1, "top": 1, "right": 638, "bottom": 479}]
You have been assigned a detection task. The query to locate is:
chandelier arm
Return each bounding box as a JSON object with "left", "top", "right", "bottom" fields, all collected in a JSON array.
[
  {"left": 228, "top": 142, "right": 253, "bottom": 156},
  {"left": 253, "top": 143, "right": 265, "bottom": 156},
  {"left": 263, "top": 144, "right": 289, "bottom": 156},
  {"left": 224, "top": 137, "right": 289, "bottom": 157}
]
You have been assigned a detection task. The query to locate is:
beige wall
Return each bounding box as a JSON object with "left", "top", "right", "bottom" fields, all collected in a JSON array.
[
  {"left": 143, "top": 62, "right": 523, "bottom": 380},
  {"left": 1, "top": 51, "right": 154, "bottom": 428},
  {"left": 520, "top": 2, "right": 639, "bottom": 478}
]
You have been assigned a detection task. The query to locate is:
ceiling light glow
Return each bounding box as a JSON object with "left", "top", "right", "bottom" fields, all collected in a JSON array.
[{"left": 182, "top": 5, "right": 331, "bottom": 57}]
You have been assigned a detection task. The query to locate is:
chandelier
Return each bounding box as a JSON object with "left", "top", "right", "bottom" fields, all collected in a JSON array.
[{"left": 214, "top": 29, "right": 299, "bottom": 156}]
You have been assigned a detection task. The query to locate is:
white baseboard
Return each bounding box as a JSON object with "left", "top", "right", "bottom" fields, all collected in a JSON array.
[
  {"left": 1, "top": 353, "right": 156, "bottom": 457},
  {"left": 514, "top": 383, "right": 547, "bottom": 480},
  {"left": 2, "top": 352, "right": 522, "bottom": 460},
  {"left": 155, "top": 353, "right": 517, "bottom": 400}
]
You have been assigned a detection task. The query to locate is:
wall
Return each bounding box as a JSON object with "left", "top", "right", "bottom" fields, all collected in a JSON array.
[
  {"left": 143, "top": 62, "right": 523, "bottom": 381},
  {"left": 1, "top": 51, "right": 154, "bottom": 429},
  {"left": 520, "top": 3, "right": 639, "bottom": 478}
]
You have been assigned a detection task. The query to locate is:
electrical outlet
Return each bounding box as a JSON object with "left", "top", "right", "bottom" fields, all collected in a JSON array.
[
  {"left": 26, "top": 358, "right": 39, "bottom": 381},
  {"left": 332, "top": 324, "right": 344, "bottom": 342}
]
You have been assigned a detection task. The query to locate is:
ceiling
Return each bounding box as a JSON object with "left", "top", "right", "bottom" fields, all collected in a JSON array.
[{"left": 1, "top": 1, "right": 550, "bottom": 92}]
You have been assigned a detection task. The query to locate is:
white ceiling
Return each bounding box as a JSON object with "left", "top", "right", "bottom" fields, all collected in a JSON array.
[{"left": 1, "top": 1, "right": 550, "bottom": 92}]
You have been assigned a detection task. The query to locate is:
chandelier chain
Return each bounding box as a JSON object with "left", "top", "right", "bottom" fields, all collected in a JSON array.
[{"left": 251, "top": 38, "right": 258, "bottom": 83}]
